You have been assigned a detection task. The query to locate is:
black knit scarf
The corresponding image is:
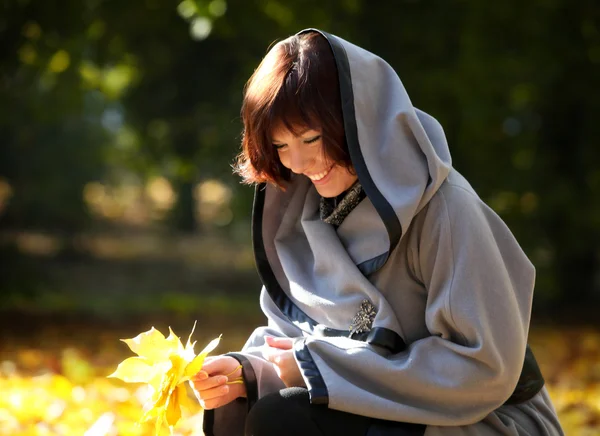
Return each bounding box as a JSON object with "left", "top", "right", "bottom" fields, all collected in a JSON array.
[{"left": 319, "top": 181, "right": 366, "bottom": 228}]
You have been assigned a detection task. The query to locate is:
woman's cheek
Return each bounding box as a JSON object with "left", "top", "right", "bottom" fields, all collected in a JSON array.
[{"left": 278, "top": 153, "right": 290, "bottom": 169}]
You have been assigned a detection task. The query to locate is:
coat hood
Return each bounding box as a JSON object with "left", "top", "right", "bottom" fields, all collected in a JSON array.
[
  {"left": 320, "top": 29, "right": 452, "bottom": 258},
  {"left": 251, "top": 29, "right": 453, "bottom": 342},
  {"left": 254, "top": 28, "right": 452, "bottom": 276}
]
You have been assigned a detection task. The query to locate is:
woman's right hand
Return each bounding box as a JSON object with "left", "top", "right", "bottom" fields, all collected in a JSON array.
[{"left": 191, "top": 355, "right": 246, "bottom": 410}]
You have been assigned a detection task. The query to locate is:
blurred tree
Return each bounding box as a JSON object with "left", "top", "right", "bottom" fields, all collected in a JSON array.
[
  {"left": 0, "top": 0, "right": 598, "bottom": 306},
  {"left": 0, "top": 1, "right": 109, "bottom": 235},
  {"left": 354, "top": 0, "right": 600, "bottom": 306}
]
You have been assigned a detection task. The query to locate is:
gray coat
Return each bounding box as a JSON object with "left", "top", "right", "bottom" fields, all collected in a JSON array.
[{"left": 204, "top": 29, "right": 563, "bottom": 436}]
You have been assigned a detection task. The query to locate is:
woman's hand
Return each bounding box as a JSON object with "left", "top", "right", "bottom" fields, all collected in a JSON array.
[
  {"left": 264, "top": 336, "right": 306, "bottom": 388},
  {"left": 191, "top": 355, "right": 246, "bottom": 410}
]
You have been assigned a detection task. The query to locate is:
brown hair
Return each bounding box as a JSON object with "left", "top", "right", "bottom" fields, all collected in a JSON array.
[{"left": 234, "top": 31, "right": 351, "bottom": 188}]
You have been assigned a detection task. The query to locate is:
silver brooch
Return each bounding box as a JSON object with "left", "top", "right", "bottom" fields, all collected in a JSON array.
[{"left": 349, "top": 299, "right": 377, "bottom": 337}]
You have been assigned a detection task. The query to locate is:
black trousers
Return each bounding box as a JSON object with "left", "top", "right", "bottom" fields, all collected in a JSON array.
[{"left": 245, "top": 387, "right": 426, "bottom": 436}]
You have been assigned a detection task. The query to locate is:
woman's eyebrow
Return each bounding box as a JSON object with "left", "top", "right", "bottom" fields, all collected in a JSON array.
[{"left": 271, "top": 129, "right": 320, "bottom": 143}]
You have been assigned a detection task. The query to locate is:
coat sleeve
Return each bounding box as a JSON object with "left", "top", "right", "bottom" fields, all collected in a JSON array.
[
  {"left": 203, "top": 287, "right": 302, "bottom": 436},
  {"left": 292, "top": 185, "right": 536, "bottom": 426}
]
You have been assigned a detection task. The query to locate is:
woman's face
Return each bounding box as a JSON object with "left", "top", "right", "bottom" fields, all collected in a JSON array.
[{"left": 271, "top": 124, "right": 358, "bottom": 198}]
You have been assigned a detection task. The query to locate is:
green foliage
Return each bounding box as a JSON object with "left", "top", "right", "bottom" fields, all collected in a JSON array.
[
  {"left": 0, "top": 1, "right": 109, "bottom": 232},
  {"left": 1, "top": 0, "right": 599, "bottom": 304}
]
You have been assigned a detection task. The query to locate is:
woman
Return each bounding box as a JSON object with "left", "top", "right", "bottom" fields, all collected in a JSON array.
[{"left": 192, "top": 29, "right": 564, "bottom": 435}]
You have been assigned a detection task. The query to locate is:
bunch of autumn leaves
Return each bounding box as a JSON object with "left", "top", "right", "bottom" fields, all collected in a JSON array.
[{"left": 108, "top": 323, "right": 241, "bottom": 435}]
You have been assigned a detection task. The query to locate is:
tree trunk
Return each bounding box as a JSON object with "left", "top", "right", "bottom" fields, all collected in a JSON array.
[{"left": 171, "top": 180, "right": 198, "bottom": 233}]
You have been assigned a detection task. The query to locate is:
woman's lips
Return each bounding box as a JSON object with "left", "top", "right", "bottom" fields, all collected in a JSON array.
[{"left": 308, "top": 166, "right": 334, "bottom": 185}]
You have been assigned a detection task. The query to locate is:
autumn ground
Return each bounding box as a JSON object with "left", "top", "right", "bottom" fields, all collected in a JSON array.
[
  {"left": 1, "top": 231, "right": 599, "bottom": 435},
  {"left": 0, "top": 310, "right": 260, "bottom": 436}
]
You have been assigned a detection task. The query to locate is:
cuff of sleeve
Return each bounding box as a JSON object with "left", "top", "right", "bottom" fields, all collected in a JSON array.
[
  {"left": 226, "top": 352, "right": 259, "bottom": 411},
  {"left": 203, "top": 353, "right": 256, "bottom": 436},
  {"left": 202, "top": 408, "right": 215, "bottom": 436},
  {"left": 293, "top": 338, "right": 329, "bottom": 405},
  {"left": 202, "top": 397, "right": 248, "bottom": 436}
]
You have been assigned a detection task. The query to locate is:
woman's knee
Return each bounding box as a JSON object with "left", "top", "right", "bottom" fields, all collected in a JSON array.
[{"left": 245, "top": 388, "right": 314, "bottom": 436}]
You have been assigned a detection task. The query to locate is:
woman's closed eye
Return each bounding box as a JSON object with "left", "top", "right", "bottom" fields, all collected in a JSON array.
[
  {"left": 304, "top": 135, "right": 321, "bottom": 144},
  {"left": 273, "top": 135, "right": 321, "bottom": 151}
]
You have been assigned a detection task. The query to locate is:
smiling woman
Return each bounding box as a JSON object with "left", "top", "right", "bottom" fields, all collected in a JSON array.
[
  {"left": 234, "top": 31, "right": 353, "bottom": 194},
  {"left": 197, "top": 28, "right": 564, "bottom": 436},
  {"left": 270, "top": 125, "right": 358, "bottom": 198}
]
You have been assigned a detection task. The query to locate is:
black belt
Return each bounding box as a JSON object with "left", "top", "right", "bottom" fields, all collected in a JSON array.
[
  {"left": 353, "top": 327, "right": 545, "bottom": 406},
  {"left": 504, "top": 345, "right": 545, "bottom": 405},
  {"left": 365, "top": 345, "right": 544, "bottom": 436}
]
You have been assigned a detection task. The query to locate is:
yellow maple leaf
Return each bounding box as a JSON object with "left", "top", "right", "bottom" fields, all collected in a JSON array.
[{"left": 108, "top": 322, "right": 221, "bottom": 435}]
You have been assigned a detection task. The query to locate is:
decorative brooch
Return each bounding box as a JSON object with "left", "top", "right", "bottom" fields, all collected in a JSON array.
[{"left": 349, "top": 299, "right": 377, "bottom": 337}]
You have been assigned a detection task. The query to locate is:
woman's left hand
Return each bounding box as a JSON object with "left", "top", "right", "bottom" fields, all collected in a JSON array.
[{"left": 264, "top": 336, "right": 306, "bottom": 388}]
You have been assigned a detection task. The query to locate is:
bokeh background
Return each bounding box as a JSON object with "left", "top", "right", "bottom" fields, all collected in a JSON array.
[{"left": 1, "top": 0, "right": 599, "bottom": 434}]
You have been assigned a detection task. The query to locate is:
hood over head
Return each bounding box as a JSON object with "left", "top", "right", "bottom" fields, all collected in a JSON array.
[
  {"left": 254, "top": 28, "right": 452, "bottom": 276},
  {"left": 251, "top": 29, "right": 453, "bottom": 343}
]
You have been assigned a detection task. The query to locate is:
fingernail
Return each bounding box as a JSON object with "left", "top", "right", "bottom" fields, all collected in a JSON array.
[
  {"left": 196, "top": 371, "right": 208, "bottom": 380},
  {"left": 219, "top": 376, "right": 227, "bottom": 384}
]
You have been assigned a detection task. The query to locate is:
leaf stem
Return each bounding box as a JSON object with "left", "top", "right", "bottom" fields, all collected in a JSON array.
[
  {"left": 224, "top": 364, "right": 243, "bottom": 384},
  {"left": 224, "top": 364, "right": 242, "bottom": 378}
]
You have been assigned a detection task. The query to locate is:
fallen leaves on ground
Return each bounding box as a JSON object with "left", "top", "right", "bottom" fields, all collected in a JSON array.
[
  {"left": 0, "top": 326, "right": 598, "bottom": 435},
  {"left": 530, "top": 328, "right": 600, "bottom": 435}
]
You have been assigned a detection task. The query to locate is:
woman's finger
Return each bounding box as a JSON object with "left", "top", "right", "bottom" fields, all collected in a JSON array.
[
  {"left": 193, "top": 370, "right": 208, "bottom": 381},
  {"left": 200, "top": 357, "right": 227, "bottom": 374},
  {"left": 263, "top": 348, "right": 283, "bottom": 364},
  {"left": 202, "top": 397, "right": 227, "bottom": 410},
  {"left": 265, "top": 336, "right": 294, "bottom": 350},
  {"left": 196, "top": 383, "right": 230, "bottom": 401},
  {"left": 192, "top": 374, "right": 228, "bottom": 392}
]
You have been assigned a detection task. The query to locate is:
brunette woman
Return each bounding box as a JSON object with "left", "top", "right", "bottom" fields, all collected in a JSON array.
[{"left": 193, "top": 29, "right": 563, "bottom": 436}]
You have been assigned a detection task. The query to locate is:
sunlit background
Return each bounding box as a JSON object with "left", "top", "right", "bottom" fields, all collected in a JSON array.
[{"left": 1, "top": 0, "right": 599, "bottom": 435}]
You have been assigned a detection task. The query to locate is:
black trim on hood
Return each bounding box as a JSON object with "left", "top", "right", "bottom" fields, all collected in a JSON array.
[
  {"left": 252, "top": 184, "right": 338, "bottom": 336},
  {"left": 300, "top": 28, "right": 403, "bottom": 275},
  {"left": 294, "top": 338, "right": 330, "bottom": 405},
  {"left": 252, "top": 184, "right": 407, "bottom": 354},
  {"left": 252, "top": 184, "right": 320, "bottom": 331}
]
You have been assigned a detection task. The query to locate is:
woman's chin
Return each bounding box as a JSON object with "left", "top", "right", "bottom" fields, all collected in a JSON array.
[
  {"left": 309, "top": 167, "right": 358, "bottom": 198},
  {"left": 314, "top": 184, "right": 341, "bottom": 198}
]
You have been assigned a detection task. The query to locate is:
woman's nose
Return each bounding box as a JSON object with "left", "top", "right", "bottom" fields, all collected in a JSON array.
[{"left": 289, "top": 149, "right": 314, "bottom": 174}]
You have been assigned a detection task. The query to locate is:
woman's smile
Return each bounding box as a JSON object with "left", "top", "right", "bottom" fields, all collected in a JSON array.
[
  {"left": 271, "top": 125, "right": 357, "bottom": 197},
  {"left": 306, "top": 165, "right": 334, "bottom": 183}
]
